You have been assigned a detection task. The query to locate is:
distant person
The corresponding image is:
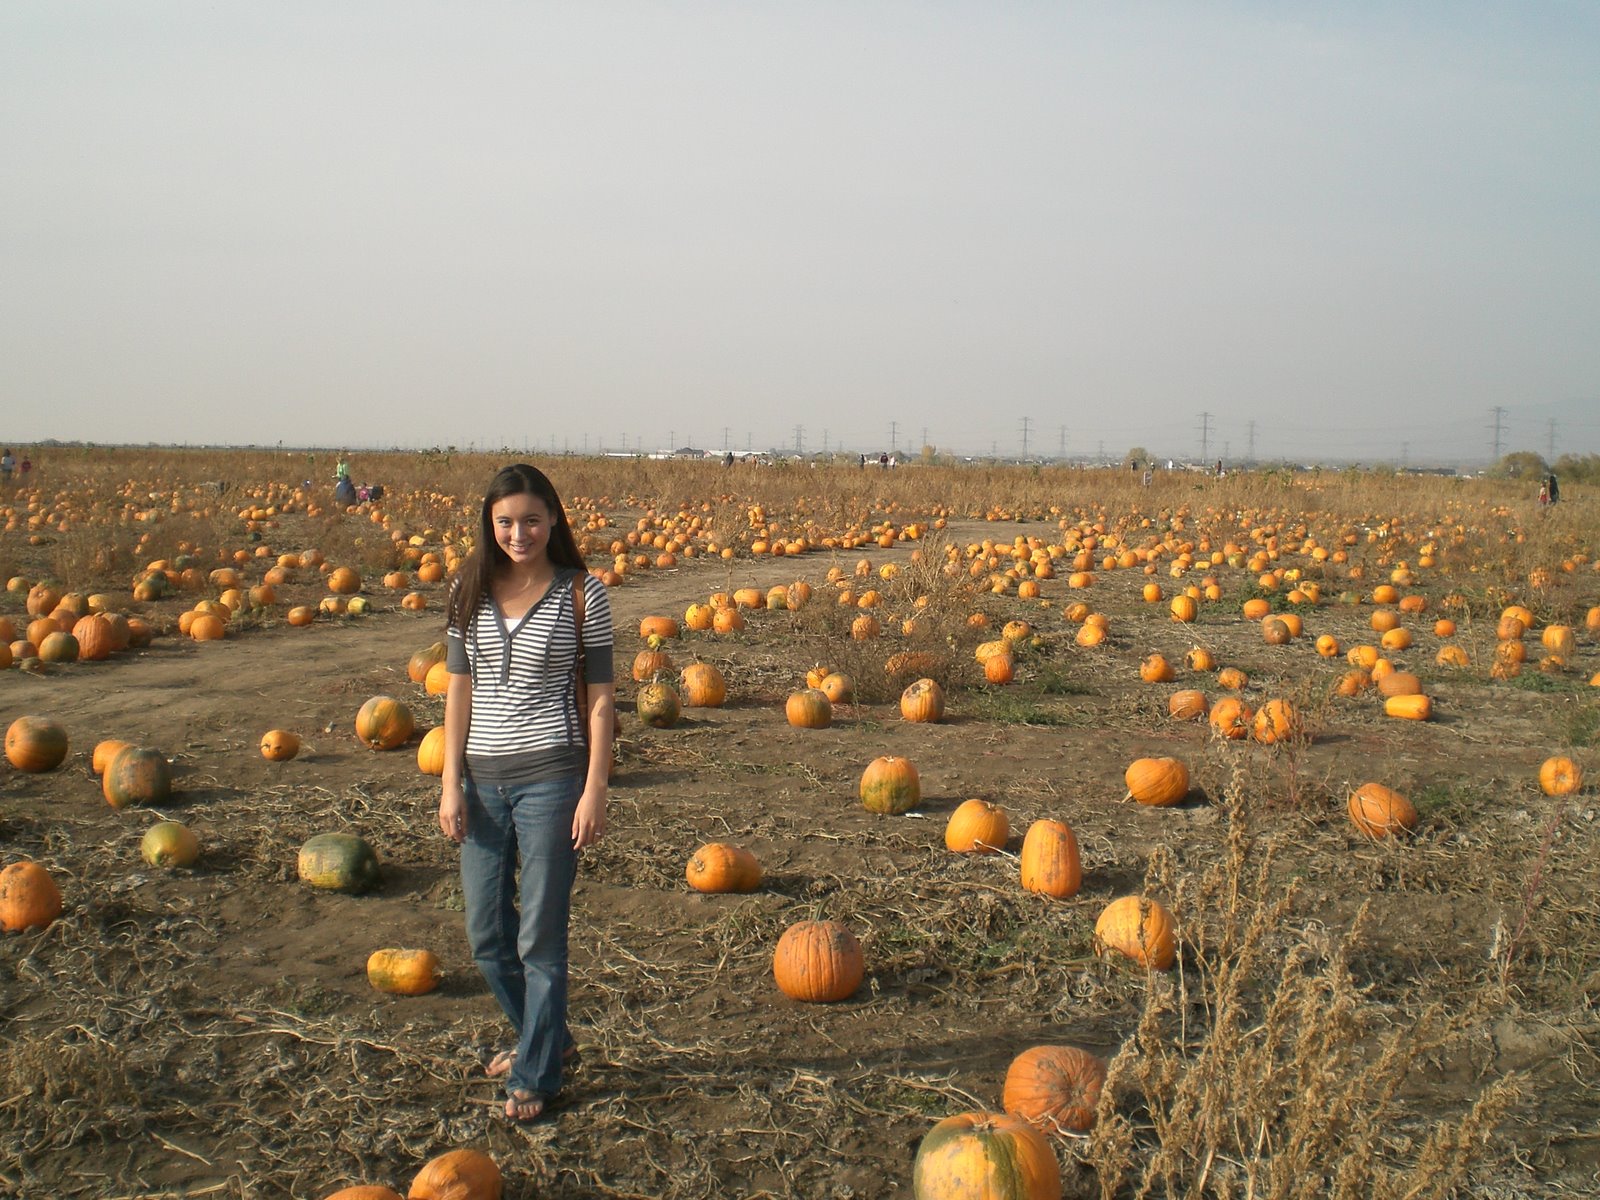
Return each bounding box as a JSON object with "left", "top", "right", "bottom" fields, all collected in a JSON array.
[
  {"left": 20, "top": 456, "right": 31, "bottom": 478},
  {"left": 1142, "top": 467, "right": 1153, "bottom": 487},
  {"left": 888, "top": 454, "right": 898, "bottom": 469},
  {"left": 858, "top": 454, "right": 866, "bottom": 469},
  {"left": 1215, "top": 459, "right": 1224, "bottom": 477},
  {"left": 334, "top": 477, "right": 357, "bottom": 506},
  {"left": 1547, "top": 473, "right": 1560, "bottom": 504},
  {"left": 1538, "top": 481, "right": 1550, "bottom": 506},
  {"left": 1166, "top": 459, "right": 1174, "bottom": 470},
  {"left": 879, "top": 452, "right": 889, "bottom": 468},
  {"left": 0, "top": 449, "right": 12, "bottom": 484},
  {"left": 335, "top": 453, "right": 351, "bottom": 484}
]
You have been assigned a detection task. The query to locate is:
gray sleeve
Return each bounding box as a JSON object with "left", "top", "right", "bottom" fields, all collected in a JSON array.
[{"left": 445, "top": 626, "right": 470, "bottom": 674}]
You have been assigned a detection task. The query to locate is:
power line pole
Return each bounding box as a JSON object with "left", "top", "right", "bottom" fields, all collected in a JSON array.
[
  {"left": 793, "top": 425, "right": 804, "bottom": 454},
  {"left": 822, "top": 429, "right": 829, "bottom": 455},
  {"left": 921, "top": 426, "right": 929, "bottom": 453},
  {"left": 1198, "top": 412, "right": 1213, "bottom": 459},
  {"left": 889, "top": 421, "right": 899, "bottom": 454},
  {"left": 1019, "top": 416, "right": 1031, "bottom": 459},
  {"left": 1489, "top": 406, "right": 1507, "bottom": 462}
]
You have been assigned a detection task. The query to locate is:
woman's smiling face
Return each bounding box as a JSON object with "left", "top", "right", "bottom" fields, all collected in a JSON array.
[{"left": 491, "top": 493, "right": 553, "bottom": 566}]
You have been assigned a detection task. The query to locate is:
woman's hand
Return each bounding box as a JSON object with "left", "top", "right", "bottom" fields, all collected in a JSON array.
[
  {"left": 439, "top": 780, "right": 467, "bottom": 843},
  {"left": 572, "top": 786, "right": 606, "bottom": 850}
]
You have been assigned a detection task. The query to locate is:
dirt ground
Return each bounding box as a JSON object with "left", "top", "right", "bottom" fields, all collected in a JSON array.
[{"left": 2, "top": 516, "right": 1597, "bottom": 1199}]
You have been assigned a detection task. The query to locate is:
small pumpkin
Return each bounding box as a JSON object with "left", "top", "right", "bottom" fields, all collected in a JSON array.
[
  {"left": 1167, "top": 689, "right": 1209, "bottom": 721},
  {"left": 984, "top": 651, "right": 1016, "bottom": 684},
  {"left": 103, "top": 746, "right": 174, "bottom": 808},
  {"left": 297, "top": 832, "right": 383, "bottom": 894},
  {"left": 1094, "top": 895, "right": 1177, "bottom": 970},
  {"left": 1348, "top": 782, "right": 1417, "bottom": 838},
  {"left": 367, "top": 948, "right": 442, "bottom": 996},
  {"left": 141, "top": 820, "right": 200, "bottom": 868},
  {"left": 1208, "top": 697, "right": 1252, "bottom": 740},
  {"left": 1002, "top": 1044, "right": 1108, "bottom": 1134},
  {"left": 945, "top": 798, "right": 1009, "bottom": 853},
  {"left": 1251, "top": 698, "right": 1302, "bottom": 745},
  {"left": 1138, "top": 653, "right": 1175, "bottom": 682},
  {"left": 407, "top": 1148, "right": 503, "bottom": 1200},
  {"left": 1123, "top": 757, "right": 1189, "bottom": 806},
  {"left": 685, "top": 843, "right": 762, "bottom": 893},
  {"left": 417, "top": 726, "right": 447, "bottom": 776},
  {"left": 0, "top": 860, "right": 64, "bottom": 932},
  {"left": 323, "top": 1186, "right": 405, "bottom": 1200},
  {"left": 785, "top": 688, "right": 833, "bottom": 729},
  {"left": 261, "top": 729, "right": 302, "bottom": 761},
  {"left": 900, "top": 678, "right": 945, "bottom": 723},
  {"left": 860, "top": 755, "right": 920, "bottom": 815},
  {"left": 1538, "top": 756, "right": 1583, "bottom": 797},
  {"left": 911, "top": 1111, "right": 1061, "bottom": 1200},
  {"left": 773, "top": 919, "right": 864, "bottom": 1003},
  {"left": 632, "top": 648, "right": 675, "bottom": 682},
  {"left": 424, "top": 660, "right": 452, "bottom": 696},
  {"left": 637, "top": 681, "right": 682, "bottom": 728},
  {"left": 1019, "top": 819, "right": 1080, "bottom": 899},
  {"left": 355, "top": 696, "right": 415, "bottom": 750},
  {"left": 819, "top": 671, "right": 854, "bottom": 703},
  {"left": 639, "top": 615, "right": 680, "bottom": 640},
  {"left": 1216, "top": 666, "right": 1249, "bottom": 691}
]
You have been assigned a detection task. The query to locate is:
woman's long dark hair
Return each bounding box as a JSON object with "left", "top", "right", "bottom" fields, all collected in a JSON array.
[{"left": 446, "top": 464, "right": 586, "bottom": 632}]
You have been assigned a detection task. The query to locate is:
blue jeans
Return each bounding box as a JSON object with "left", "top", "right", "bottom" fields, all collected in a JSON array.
[{"left": 461, "top": 773, "right": 583, "bottom": 1098}]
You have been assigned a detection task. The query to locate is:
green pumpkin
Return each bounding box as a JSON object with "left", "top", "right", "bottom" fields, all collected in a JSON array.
[
  {"left": 297, "top": 832, "right": 382, "bottom": 894},
  {"left": 103, "top": 746, "right": 174, "bottom": 808}
]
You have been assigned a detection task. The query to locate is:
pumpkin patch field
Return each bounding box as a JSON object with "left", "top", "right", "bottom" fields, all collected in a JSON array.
[{"left": 2, "top": 447, "right": 1597, "bottom": 1199}]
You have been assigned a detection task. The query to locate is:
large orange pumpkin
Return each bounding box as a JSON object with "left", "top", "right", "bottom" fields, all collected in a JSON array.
[
  {"left": 1123, "top": 757, "right": 1189, "bottom": 806},
  {"left": 1019, "top": 820, "right": 1080, "bottom": 899},
  {"left": 1251, "top": 698, "right": 1303, "bottom": 745},
  {"left": 72, "top": 613, "right": 115, "bottom": 661},
  {"left": 5, "top": 716, "right": 69, "bottom": 772},
  {"left": 912, "top": 1111, "right": 1061, "bottom": 1200},
  {"left": 685, "top": 843, "right": 762, "bottom": 893},
  {"left": 860, "top": 756, "right": 920, "bottom": 814},
  {"left": 1002, "top": 1044, "right": 1108, "bottom": 1134},
  {"left": 1094, "top": 895, "right": 1177, "bottom": 970},
  {"left": 1537, "top": 756, "right": 1582, "bottom": 797},
  {"left": 0, "top": 860, "right": 64, "bottom": 932},
  {"left": 773, "top": 919, "right": 864, "bottom": 1003},
  {"left": 900, "top": 677, "right": 945, "bottom": 723},
  {"left": 407, "top": 1148, "right": 502, "bottom": 1200},
  {"left": 1168, "top": 689, "right": 1209, "bottom": 721},
  {"left": 1348, "top": 782, "right": 1417, "bottom": 838},
  {"left": 680, "top": 662, "right": 727, "bottom": 708},
  {"left": 355, "top": 696, "right": 415, "bottom": 750}
]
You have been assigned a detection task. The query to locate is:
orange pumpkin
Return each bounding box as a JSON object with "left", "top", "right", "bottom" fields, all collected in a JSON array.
[
  {"left": 0, "top": 860, "right": 64, "bottom": 932},
  {"left": 1251, "top": 698, "right": 1303, "bottom": 745},
  {"left": 912, "top": 1112, "right": 1061, "bottom": 1200},
  {"left": 685, "top": 843, "right": 762, "bottom": 893},
  {"left": 355, "top": 696, "right": 415, "bottom": 750},
  {"left": 1538, "top": 756, "right": 1582, "bottom": 797},
  {"left": 1094, "top": 895, "right": 1177, "bottom": 970},
  {"left": 1168, "top": 689, "right": 1209, "bottom": 721},
  {"left": 639, "top": 615, "right": 680, "bottom": 640},
  {"left": 1019, "top": 819, "right": 1080, "bottom": 899},
  {"left": 637, "top": 681, "right": 681, "bottom": 728},
  {"left": 859, "top": 755, "right": 920, "bottom": 814},
  {"left": 1002, "top": 1044, "right": 1108, "bottom": 1133},
  {"left": 407, "top": 1148, "right": 502, "bottom": 1200},
  {"left": 1348, "top": 782, "right": 1417, "bottom": 838},
  {"left": 1123, "top": 757, "right": 1189, "bottom": 806},
  {"left": 773, "top": 919, "right": 864, "bottom": 1002},
  {"left": 327, "top": 566, "right": 361, "bottom": 595},
  {"left": 323, "top": 1186, "right": 405, "bottom": 1200},
  {"left": 5, "top": 715, "right": 69, "bottom": 772},
  {"left": 92, "top": 738, "right": 133, "bottom": 775},
  {"left": 632, "top": 649, "right": 674, "bottom": 682},
  {"left": 984, "top": 651, "right": 1016, "bottom": 684},
  {"left": 367, "top": 948, "right": 442, "bottom": 996},
  {"left": 417, "top": 727, "right": 446, "bottom": 776},
  {"left": 1208, "top": 697, "right": 1252, "bottom": 740},
  {"left": 1384, "top": 694, "right": 1432, "bottom": 721},
  {"left": 900, "top": 677, "right": 945, "bottom": 723},
  {"left": 944, "top": 798, "right": 1009, "bottom": 853},
  {"left": 818, "top": 671, "right": 854, "bottom": 703},
  {"left": 680, "top": 662, "right": 727, "bottom": 708},
  {"left": 1138, "top": 653, "right": 1175, "bottom": 682},
  {"left": 407, "top": 642, "right": 448, "bottom": 683},
  {"left": 785, "top": 688, "right": 832, "bottom": 729},
  {"left": 260, "top": 729, "right": 301, "bottom": 761}
]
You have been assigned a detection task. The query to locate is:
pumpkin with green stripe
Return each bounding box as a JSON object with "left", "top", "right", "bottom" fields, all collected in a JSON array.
[
  {"left": 913, "top": 1111, "right": 1061, "bottom": 1200},
  {"left": 297, "top": 832, "right": 383, "bottom": 894},
  {"left": 103, "top": 746, "right": 174, "bottom": 808}
]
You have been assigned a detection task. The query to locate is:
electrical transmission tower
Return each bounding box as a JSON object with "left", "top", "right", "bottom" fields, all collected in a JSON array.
[
  {"left": 1020, "top": 416, "right": 1031, "bottom": 459},
  {"left": 793, "top": 425, "right": 804, "bottom": 454},
  {"left": 889, "top": 421, "right": 899, "bottom": 454},
  {"left": 1198, "top": 412, "right": 1213, "bottom": 459},
  {"left": 1489, "top": 407, "right": 1507, "bottom": 462}
]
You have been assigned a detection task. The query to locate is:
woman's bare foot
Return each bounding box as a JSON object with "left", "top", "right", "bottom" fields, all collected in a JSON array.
[
  {"left": 505, "top": 1090, "right": 546, "bottom": 1123},
  {"left": 486, "top": 1048, "right": 516, "bottom": 1078}
]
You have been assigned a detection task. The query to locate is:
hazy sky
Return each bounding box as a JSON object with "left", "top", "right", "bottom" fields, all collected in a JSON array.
[{"left": 4, "top": 2, "right": 1598, "bottom": 464}]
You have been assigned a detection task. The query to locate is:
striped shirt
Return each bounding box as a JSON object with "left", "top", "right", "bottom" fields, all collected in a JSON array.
[{"left": 445, "top": 569, "right": 615, "bottom": 785}]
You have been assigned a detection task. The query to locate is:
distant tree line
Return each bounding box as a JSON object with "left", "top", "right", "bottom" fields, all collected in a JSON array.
[{"left": 1492, "top": 451, "right": 1599, "bottom": 484}]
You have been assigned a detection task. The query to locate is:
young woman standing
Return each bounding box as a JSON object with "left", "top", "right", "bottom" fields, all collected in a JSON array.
[{"left": 440, "top": 464, "right": 615, "bottom": 1123}]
